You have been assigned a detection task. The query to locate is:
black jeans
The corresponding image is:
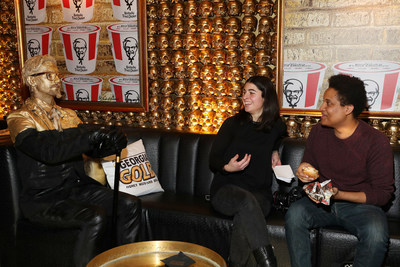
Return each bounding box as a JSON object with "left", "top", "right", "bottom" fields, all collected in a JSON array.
[
  {"left": 211, "top": 184, "right": 272, "bottom": 266},
  {"left": 26, "top": 184, "right": 141, "bottom": 267}
]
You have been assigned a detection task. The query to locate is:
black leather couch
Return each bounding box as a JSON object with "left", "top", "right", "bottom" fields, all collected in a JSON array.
[{"left": 1, "top": 127, "right": 400, "bottom": 267}]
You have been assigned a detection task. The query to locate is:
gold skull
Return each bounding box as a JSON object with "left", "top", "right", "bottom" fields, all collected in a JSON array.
[
  {"left": 175, "top": 64, "right": 187, "bottom": 79},
  {"left": 226, "top": 49, "right": 241, "bottom": 66},
  {"left": 213, "top": 1, "right": 227, "bottom": 17},
  {"left": 200, "top": 64, "right": 215, "bottom": 81},
  {"left": 212, "top": 33, "right": 226, "bottom": 49},
  {"left": 227, "top": 66, "right": 243, "bottom": 82},
  {"left": 172, "top": 50, "right": 185, "bottom": 66},
  {"left": 239, "top": 32, "right": 256, "bottom": 48},
  {"left": 188, "top": 79, "right": 203, "bottom": 95},
  {"left": 161, "top": 96, "right": 173, "bottom": 111},
  {"left": 226, "top": 17, "right": 241, "bottom": 34},
  {"left": 212, "top": 49, "right": 226, "bottom": 66},
  {"left": 174, "top": 97, "right": 187, "bottom": 112},
  {"left": 184, "top": 34, "right": 199, "bottom": 49},
  {"left": 199, "top": 18, "right": 212, "bottom": 33},
  {"left": 172, "top": 2, "right": 184, "bottom": 18},
  {"left": 149, "top": 80, "right": 160, "bottom": 96},
  {"left": 203, "top": 80, "right": 217, "bottom": 95},
  {"left": 148, "top": 20, "right": 157, "bottom": 35},
  {"left": 212, "top": 17, "right": 225, "bottom": 33},
  {"left": 242, "top": 16, "right": 258, "bottom": 33},
  {"left": 148, "top": 66, "right": 159, "bottom": 80},
  {"left": 185, "top": 1, "right": 198, "bottom": 18},
  {"left": 148, "top": 50, "right": 158, "bottom": 66},
  {"left": 147, "top": 5, "right": 158, "bottom": 19},
  {"left": 224, "top": 34, "right": 240, "bottom": 50},
  {"left": 158, "top": 18, "right": 172, "bottom": 34},
  {"left": 185, "top": 48, "right": 199, "bottom": 64},
  {"left": 242, "top": 0, "right": 257, "bottom": 15},
  {"left": 148, "top": 35, "right": 156, "bottom": 50},
  {"left": 161, "top": 64, "right": 174, "bottom": 80},
  {"left": 214, "top": 65, "right": 227, "bottom": 82},
  {"left": 170, "top": 34, "right": 183, "bottom": 50},
  {"left": 229, "top": 81, "right": 244, "bottom": 98},
  {"left": 243, "top": 64, "right": 258, "bottom": 80},
  {"left": 149, "top": 95, "right": 159, "bottom": 110},
  {"left": 161, "top": 80, "right": 174, "bottom": 96},
  {"left": 199, "top": 1, "right": 213, "bottom": 17},
  {"left": 241, "top": 48, "right": 256, "bottom": 65},
  {"left": 159, "top": 50, "right": 171, "bottom": 66},
  {"left": 157, "top": 34, "right": 169, "bottom": 49},
  {"left": 158, "top": 2, "right": 171, "bottom": 18},
  {"left": 259, "top": 17, "right": 273, "bottom": 33},
  {"left": 257, "top": 0, "right": 274, "bottom": 16},
  {"left": 187, "top": 63, "right": 202, "bottom": 79},
  {"left": 255, "top": 34, "right": 269, "bottom": 50},
  {"left": 227, "top": 0, "right": 242, "bottom": 17},
  {"left": 199, "top": 33, "right": 212, "bottom": 49},
  {"left": 257, "top": 66, "right": 274, "bottom": 78},
  {"left": 185, "top": 18, "right": 198, "bottom": 34},
  {"left": 199, "top": 49, "right": 212, "bottom": 65},
  {"left": 175, "top": 80, "right": 187, "bottom": 96},
  {"left": 255, "top": 50, "right": 271, "bottom": 66},
  {"left": 173, "top": 112, "right": 187, "bottom": 130},
  {"left": 172, "top": 19, "right": 184, "bottom": 34}
]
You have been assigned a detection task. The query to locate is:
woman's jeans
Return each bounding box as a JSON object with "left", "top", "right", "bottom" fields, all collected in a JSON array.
[
  {"left": 285, "top": 197, "right": 389, "bottom": 267},
  {"left": 211, "top": 184, "right": 272, "bottom": 265}
]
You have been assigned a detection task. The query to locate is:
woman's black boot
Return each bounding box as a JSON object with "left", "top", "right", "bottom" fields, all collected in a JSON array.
[{"left": 253, "top": 245, "right": 277, "bottom": 267}]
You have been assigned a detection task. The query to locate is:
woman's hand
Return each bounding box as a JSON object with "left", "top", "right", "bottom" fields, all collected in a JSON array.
[
  {"left": 296, "top": 162, "right": 318, "bottom": 183},
  {"left": 271, "top": 150, "right": 281, "bottom": 168},
  {"left": 223, "top": 154, "right": 251, "bottom": 173}
]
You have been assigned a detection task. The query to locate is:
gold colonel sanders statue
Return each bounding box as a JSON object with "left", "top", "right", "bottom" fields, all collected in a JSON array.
[{"left": 7, "top": 55, "right": 141, "bottom": 267}]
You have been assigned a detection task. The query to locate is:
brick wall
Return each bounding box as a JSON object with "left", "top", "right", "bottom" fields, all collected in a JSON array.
[{"left": 284, "top": 0, "right": 400, "bottom": 109}]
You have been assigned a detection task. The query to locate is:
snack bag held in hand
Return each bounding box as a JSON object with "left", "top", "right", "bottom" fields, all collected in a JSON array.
[{"left": 303, "top": 179, "right": 333, "bottom": 205}]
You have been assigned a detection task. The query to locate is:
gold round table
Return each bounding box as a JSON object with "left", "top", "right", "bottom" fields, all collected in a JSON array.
[{"left": 87, "top": 240, "right": 227, "bottom": 267}]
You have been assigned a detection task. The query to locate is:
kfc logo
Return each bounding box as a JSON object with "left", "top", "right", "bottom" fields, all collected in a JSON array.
[
  {"left": 73, "top": 0, "right": 82, "bottom": 12},
  {"left": 364, "top": 79, "right": 380, "bottom": 109},
  {"left": 125, "top": 0, "right": 134, "bottom": 11},
  {"left": 284, "top": 79, "right": 304, "bottom": 108},
  {"left": 123, "top": 37, "right": 138, "bottom": 65},
  {"left": 75, "top": 89, "right": 90, "bottom": 101},
  {"left": 124, "top": 90, "right": 139, "bottom": 103},
  {"left": 25, "top": 0, "right": 36, "bottom": 14},
  {"left": 73, "top": 38, "right": 87, "bottom": 65},
  {"left": 27, "top": 39, "right": 41, "bottom": 57}
]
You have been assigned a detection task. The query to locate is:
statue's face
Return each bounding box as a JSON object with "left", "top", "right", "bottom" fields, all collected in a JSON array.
[{"left": 29, "top": 60, "right": 62, "bottom": 99}]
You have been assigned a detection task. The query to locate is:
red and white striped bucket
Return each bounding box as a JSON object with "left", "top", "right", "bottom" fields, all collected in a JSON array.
[
  {"left": 283, "top": 61, "right": 327, "bottom": 109},
  {"left": 109, "top": 76, "right": 140, "bottom": 103},
  {"left": 111, "top": 0, "right": 138, "bottom": 21},
  {"left": 25, "top": 25, "right": 53, "bottom": 59},
  {"left": 107, "top": 23, "right": 139, "bottom": 75},
  {"left": 24, "top": 0, "right": 46, "bottom": 24},
  {"left": 61, "top": 0, "right": 95, "bottom": 23},
  {"left": 58, "top": 24, "right": 100, "bottom": 74},
  {"left": 61, "top": 75, "right": 103, "bottom": 101},
  {"left": 333, "top": 60, "right": 400, "bottom": 111}
]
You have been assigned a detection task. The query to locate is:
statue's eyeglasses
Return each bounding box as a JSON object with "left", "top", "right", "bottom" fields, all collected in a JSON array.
[{"left": 30, "top": 72, "right": 62, "bottom": 81}]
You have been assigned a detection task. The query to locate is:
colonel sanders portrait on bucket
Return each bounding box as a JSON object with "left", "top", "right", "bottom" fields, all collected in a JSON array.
[
  {"left": 27, "top": 39, "right": 41, "bottom": 58},
  {"left": 73, "top": 38, "right": 87, "bottom": 65},
  {"left": 25, "top": 0, "right": 36, "bottom": 14},
  {"left": 123, "top": 37, "right": 139, "bottom": 65},
  {"left": 283, "top": 78, "right": 304, "bottom": 108}
]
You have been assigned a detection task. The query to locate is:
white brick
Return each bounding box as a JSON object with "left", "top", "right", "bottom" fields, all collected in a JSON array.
[
  {"left": 284, "top": 31, "right": 306, "bottom": 45},
  {"left": 334, "top": 11, "right": 371, "bottom": 27}
]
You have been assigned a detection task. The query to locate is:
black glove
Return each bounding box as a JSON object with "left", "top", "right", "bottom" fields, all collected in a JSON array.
[{"left": 87, "top": 128, "right": 127, "bottom": 158}]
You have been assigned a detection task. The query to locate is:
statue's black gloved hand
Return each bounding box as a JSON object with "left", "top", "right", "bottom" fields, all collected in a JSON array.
[{"left": 86, "top": 128, "right": 127, "bottom": 158}]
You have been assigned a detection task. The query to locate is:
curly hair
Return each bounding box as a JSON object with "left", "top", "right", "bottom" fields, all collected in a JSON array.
[{"left": 328, "top": 74, "right": 367, "bottom": 118}]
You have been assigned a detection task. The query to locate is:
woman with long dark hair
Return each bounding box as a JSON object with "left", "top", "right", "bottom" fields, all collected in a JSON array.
[{"left": 210, "top": 76, "right": 287, "bottom": 267}]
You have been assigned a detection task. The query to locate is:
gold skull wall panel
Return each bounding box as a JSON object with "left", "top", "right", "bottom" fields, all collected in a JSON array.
[{"left": 147, "top": 0, "right": 278, "bottom": 133}]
